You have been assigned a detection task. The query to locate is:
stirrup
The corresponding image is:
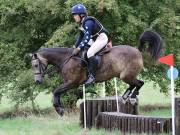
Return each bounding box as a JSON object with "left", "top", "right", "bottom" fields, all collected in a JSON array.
[{"left": 85, "top": 75, "right": 95, "bottom": 86}]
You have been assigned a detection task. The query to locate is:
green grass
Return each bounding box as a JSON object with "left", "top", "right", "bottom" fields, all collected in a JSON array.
[
  {"left": 0, "top": 92, "right": 52, "bottom": 113},
  {"left": 0, "top": 113, "right": 121, "bottom": 135},
  {"left": 0, "top": 114, "right": 170, "bottom": 135},
  {"left": 0, "top": 114, "right": 80, "bottom": 135},
  {"left": 0, "top": 82, "right": 174, "bottom": 135},
  {"left": 137, "top": 82, "right": 172, "bottom": 117},
  {"left": 138, "top": 82, "right": 171, "bottom": 106},
  {"left": 0, "top": 96, "right": 14, "bottom": 113},
  {"left": 140, "top": 108, "right": 171, "bottom": 117}
]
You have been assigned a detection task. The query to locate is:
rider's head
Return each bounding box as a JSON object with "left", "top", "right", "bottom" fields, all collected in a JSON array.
[{"left": 71, "top": 4, "right": 87, "bottom": 23}]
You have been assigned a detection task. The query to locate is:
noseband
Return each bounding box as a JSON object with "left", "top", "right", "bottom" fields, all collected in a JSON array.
[{"left": 32, "top": 57, "right": 47, "bottom": 77}]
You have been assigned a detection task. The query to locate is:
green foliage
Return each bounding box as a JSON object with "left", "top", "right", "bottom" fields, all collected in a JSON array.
[
  {"left": 0, "top": 0, "right": 180, "bottom": 108},
  {"left": 0, "top": 42, "right": 25, "bottom": 86},
  {"left": 7, "top": 70, "right": 38, "bottom": 109}
]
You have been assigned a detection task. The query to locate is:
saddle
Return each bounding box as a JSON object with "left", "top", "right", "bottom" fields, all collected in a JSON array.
[{"left": 79, "top": 42, "right": 112, "bottom": 68}]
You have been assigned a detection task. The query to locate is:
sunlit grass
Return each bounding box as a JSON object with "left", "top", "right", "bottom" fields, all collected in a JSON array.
[
  {"left": 141, "top": 108, "right": 171, "bottom": 117},
  {"left": 139, "top": 82, "right": 171, "bottom": 106},
  {"left": 0, "top": 82, "right": 173, "bottom": 135},
  {"left": 0, "top": 114, "right": 170, "bottom": 135},
  {"left": 0, "top": 92, "right": 52, "bottom": 113}
]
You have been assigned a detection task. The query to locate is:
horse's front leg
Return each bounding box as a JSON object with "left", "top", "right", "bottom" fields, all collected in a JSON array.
[{"left": 53, "top": 82, "right": 74, "bottom": 116}]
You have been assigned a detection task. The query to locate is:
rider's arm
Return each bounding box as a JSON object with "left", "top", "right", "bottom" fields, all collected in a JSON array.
[
  {"left": 78, "top": 20, "right": 94, "bottom": 49},
  {"left": 75, "top": 31, "right": 83, "bottom": 48}
]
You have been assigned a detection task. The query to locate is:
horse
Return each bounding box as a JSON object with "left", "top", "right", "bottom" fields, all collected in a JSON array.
[{"left": 30, "top": 30, "right": 164, "bottom": 116}]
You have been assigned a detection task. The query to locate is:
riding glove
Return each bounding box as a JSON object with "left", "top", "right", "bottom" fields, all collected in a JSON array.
[{"left": 72, "top": 47, "right": 81, "bottom": 56}]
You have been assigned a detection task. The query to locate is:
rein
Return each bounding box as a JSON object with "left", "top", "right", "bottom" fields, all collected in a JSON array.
[
  {"left": 59, "top": 55, "right": 88, "bottom": 69},
  {"left": 38, "top": 59, "right": 48, "bottom": 77},
  {"left": 33, "top": 53, "right": 88, "bottom": 78},
  {"left": 41, "top": 55, "right": 88, "bottom": 77}
]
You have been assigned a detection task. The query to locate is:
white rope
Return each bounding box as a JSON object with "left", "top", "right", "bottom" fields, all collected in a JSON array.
[
  {"left": 83, "top": 84, "right": 87, "bottom": 130},
  {"left": 114, "top": 78, "right": 119, "bottom": 112}
]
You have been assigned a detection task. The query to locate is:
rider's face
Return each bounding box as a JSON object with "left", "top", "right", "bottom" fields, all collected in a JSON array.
[{"left": 73, "top": 14, "right": 81, "bottom": 23}]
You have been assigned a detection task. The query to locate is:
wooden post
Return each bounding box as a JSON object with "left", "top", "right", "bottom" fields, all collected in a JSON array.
[
  {"left": 175, "top": 97, "right": 180, "bottom": 135},
  {"left": 80, "top": 96, "right": 138, "bottom": 128},
  {"left": 96, "top": 112, "right": 171, "bottom": 134}
]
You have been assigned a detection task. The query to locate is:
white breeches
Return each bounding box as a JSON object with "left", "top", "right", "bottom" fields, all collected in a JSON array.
[{"left": 87, "top": 33, "right": 108, "bottom": 58}]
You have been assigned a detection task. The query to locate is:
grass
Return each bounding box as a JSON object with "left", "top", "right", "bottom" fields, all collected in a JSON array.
[
  {"left": 137, "top": 82, "right": 172, "bottom": 117},
  {"left": 140, "top": 108, "right": 171, "bottom": 117},
  {"left": 0, "top": 114, "right": 80, "bottom": 135},
  {"left": 0, "top": 92, "right": 52, "bottom": 113},
  {"left": 0, "top": 114, "right": 170, "bottom": 135},
  {"left": 0, "top": 82, "right": 174, "bottom": 135},
  {"left": 138, "top": 82, "right": 171, "bottom": 106}
]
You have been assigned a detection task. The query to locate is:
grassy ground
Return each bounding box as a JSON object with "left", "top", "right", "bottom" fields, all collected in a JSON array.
[
  {"left": 138, "top": 82, "right": 171, "bottom": 117},
  {"left": 138, "top": 82, "right": 171, "bottom": 106},
  {"left": 0, "top": 113, "right": 170, "bottom": 135},
  {"left": 0, "top": 82, "right": 173, "bottom": 135}
]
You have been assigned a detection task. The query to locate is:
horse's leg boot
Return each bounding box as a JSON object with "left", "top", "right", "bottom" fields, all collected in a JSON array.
[
  {"left": 122, "top": 85, "right": 136, "bottom": 101},
  {"left": 122, "top": 89, "right": 131, "bottom": 100},
  {"left": 130, "top": 80, "right": 144, "bottom": 98}
]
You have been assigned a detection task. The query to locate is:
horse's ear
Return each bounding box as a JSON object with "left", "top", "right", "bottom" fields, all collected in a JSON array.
[
  {"left": 24, "top": 53, "right": 32, "bottom": 61},
  {"left": 24, "top": 53, "right": 33, "bottom": 65},
  {"left": 34, "top": 53, "right": 38, "bottom": 58}
]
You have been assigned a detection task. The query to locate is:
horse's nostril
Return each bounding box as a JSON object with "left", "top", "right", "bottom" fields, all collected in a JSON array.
[{"left": 36, "top": 80, "right": 42, "bottom": 84}]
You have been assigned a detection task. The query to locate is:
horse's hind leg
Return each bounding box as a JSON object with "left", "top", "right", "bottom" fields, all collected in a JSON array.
[
  {"left": 130, "top": 79, "right": 144, "bottom": 98},
  {"left": 122, "top": 85, "right": 136, "bottom": 100},
  {"left": 121, "top": 75, "right": 144, "bottom": 101}
]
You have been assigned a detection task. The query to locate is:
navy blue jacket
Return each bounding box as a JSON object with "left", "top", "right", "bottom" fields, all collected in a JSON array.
[{"left": 75, "top": 16, "right": 108, "bottom": 49}]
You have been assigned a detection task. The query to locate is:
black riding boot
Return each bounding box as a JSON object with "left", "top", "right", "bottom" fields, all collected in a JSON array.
[{"left": 85, "top": 56, "right": 98, "bottom": 86}]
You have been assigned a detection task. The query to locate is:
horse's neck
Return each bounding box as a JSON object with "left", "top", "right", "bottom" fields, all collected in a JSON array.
[{"left": 39, "top": 48, "right": 72, "bottom": 67}]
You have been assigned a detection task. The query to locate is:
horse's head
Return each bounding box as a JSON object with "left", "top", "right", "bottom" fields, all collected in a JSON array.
[{"left": 30, "top": 53, "right": 48, "bottom": 84}]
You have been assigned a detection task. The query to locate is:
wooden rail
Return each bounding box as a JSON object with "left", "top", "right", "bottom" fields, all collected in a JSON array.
[
  {"left": 175, "top": 97, "right": 180, "bottom": 135},
  {"left": 96, "top": 112, "right": 172, "bottom": 134},
  {"left": 79, "top": 96, "right": 138, "bottom": 128}
]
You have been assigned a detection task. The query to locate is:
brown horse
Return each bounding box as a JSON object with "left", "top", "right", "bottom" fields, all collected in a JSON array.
[{"left": 30, "top": 30, "right": 164, "bottom": 116}]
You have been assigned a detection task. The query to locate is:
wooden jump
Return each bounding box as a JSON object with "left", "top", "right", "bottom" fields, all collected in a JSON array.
[
  {"left": 175, "top": 97, "right": 180, "bottom": 135},
  {"left": 96, "top": 112, "right": 172, "bottom": 134},
  {"left": 79, "top": 96, "right": 180, "bottom": 134},
  {"left": 79, "top": 96, "right": 138, "bottom": 128}
]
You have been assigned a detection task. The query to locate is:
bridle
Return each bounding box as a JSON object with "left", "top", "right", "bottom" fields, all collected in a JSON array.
[
  {"left": 32, "top": 57, "right": 47, "bottom": 77},
  {"left": 59, "top": 55, "right": 88, "bottom": 70},
  {"left": 31, "top": 53, "right": 88, "bottom": 78}
]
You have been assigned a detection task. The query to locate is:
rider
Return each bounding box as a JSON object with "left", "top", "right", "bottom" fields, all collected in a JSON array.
[{"left": 71, "top": 3, "right": 109, "bottom": 85}]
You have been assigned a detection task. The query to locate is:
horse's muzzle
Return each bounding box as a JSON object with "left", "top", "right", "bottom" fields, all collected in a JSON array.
[{"left": 35, "top": 80, "right": 43, "bottom": 84}]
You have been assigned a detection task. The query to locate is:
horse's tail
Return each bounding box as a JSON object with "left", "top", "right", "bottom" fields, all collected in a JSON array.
[{"left": 138, "top": 30, "right": 165, "bottom": 60}]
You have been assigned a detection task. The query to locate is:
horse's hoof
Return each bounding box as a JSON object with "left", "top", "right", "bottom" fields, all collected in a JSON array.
[
  {"left": 55, "top": 107, "right": 64, "bottom": 116},
  {"left": 119, "top": 96, "right": 126, "bottom": 104}
]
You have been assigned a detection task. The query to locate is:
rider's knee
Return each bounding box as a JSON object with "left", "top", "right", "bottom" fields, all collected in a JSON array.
[{"left": 87, "top": 50, "right": 95, "bottom": 58}]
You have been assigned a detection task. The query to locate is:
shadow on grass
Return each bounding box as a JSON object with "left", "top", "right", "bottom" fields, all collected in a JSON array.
[{"left": 0, "top": 107, "right": 55, "bottom": 119}]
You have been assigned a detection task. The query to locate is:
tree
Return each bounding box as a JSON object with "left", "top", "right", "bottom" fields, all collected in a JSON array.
[{"left": 0, "top": 0, "right": 179, "bottom": 107}]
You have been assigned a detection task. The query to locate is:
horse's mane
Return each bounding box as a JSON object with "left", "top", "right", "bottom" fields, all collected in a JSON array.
[{"left": 38, "top": 47, "right": 73, "bottom": 54}]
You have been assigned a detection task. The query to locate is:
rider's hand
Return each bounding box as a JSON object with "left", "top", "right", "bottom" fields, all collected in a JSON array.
[{"left": 72, "top": 47, "right": 81, "bottom": 56}]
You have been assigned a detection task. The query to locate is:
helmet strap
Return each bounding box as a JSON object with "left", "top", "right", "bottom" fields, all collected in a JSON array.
[{"left": 79, "top": 14, "right": 86, "bottom": 22}]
